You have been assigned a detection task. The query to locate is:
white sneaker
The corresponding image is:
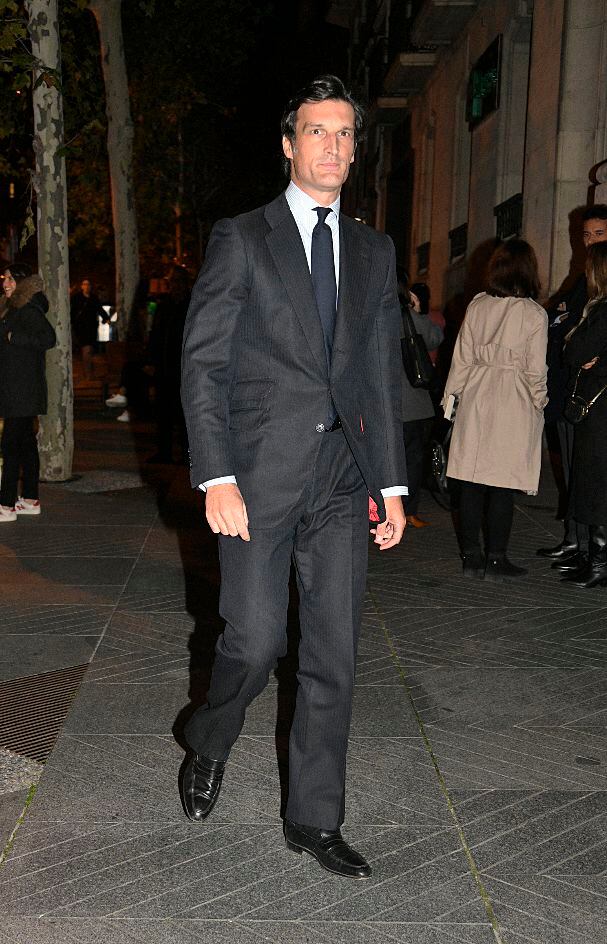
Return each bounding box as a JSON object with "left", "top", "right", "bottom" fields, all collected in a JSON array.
[
  {"left": 0, "top": 505, "right": 17, "bottom": 522},
  {"left": 15, "top": 498, "right": 41, "bottom": 515},
  {"left": 106, "top": 393, "right": 127, "bottom": 408},
  {"left": 117, "top": 410, "right": 131, "bottom": 422}
]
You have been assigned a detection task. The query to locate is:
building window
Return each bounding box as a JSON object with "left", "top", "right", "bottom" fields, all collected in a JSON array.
[
  {"left": 494, "top": 193, "right": 523, "bottom": 240},
  {"left": 467, "top": 36, "right": 502, "bottom": 129},
  {"left": 449, "top": 223, "right": 468, "bottom": 261}
]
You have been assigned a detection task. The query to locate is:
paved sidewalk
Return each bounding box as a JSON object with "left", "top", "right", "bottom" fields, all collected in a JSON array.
[{"left": 0, "top": 402, "right": 606, "bottom": 944}]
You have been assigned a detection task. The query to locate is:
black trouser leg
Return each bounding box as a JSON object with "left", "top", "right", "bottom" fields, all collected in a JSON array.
[
  {"left": 402, "top": 420, "right": 425, "bottom": 516},
  {"left": 184, "top": 526, "right": 294, "bottom": 760},
  {"left": 0, "top": 416, "right": 38, "bottom": 507},
  {"left": 287, "top": 435, "right": 368, "bottom": 830},
  {"left": 20, "top": 418, "right": 40, "bottom": 500},
  {"left": 557, "top": 419, "right": 589, "bottom": 550},
  {"left": 458, "top": 481, "right": 486, "bottom": 554},
  {"left": 486, "top": 487, "right": 514, "bottom": 555}
]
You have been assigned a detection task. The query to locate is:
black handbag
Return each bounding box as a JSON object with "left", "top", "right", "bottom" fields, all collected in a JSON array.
[
  {"left": 563, "top": 366, "right": 607, "bottom": 424},
  {"left": 401, "top": 306, "right": 434, "bottom": 389}
]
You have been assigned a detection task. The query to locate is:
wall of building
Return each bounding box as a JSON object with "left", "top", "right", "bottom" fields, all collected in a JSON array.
[
  {"left": 400, "top": 0, "right": 607, "bottom": 306},
  {"left": 405, "top": 0, "right": 535, "bottom": 308}
]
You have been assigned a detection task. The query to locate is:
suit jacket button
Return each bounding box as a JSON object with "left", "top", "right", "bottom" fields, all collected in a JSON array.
[{"left": 316, "top": 423, "right": 325, "bottom": 433}]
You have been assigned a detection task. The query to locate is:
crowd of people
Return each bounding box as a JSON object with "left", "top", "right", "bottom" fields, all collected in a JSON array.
[{"left": 440, "top": 205, "right": 607, "bottom": 589}]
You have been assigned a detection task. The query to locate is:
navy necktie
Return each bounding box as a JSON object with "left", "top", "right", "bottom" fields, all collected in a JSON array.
[{"left": 311, "top": 206, "right": 337, "bottom": 369}]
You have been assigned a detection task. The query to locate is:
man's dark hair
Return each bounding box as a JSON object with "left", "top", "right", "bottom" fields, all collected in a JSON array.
[
  {"left": 280, "top": 74, "right": 366, "bottom": 176},
  {"left": 5, "top": 262, "right": 32, "bottom": 283},
  {"left": 582, "top": 203, "right": 607, "bottom": 222},
  {"left": 486, "top": 238, "right": 541, "bottom": 300}
]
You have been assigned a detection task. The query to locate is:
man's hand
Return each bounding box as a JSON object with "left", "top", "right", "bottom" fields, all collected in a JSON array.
[
  {"left": 205, "top": 483, "right": 250, "bottom": 541},
  {"left": 370, "top": 495, "right": 406, "bottom": 551},
  {"left": 582, "top": 356, "right": 599, "bottom": 369}
]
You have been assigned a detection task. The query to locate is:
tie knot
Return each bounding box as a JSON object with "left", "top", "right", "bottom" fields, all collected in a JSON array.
[{"left": 314, "top": 206, "right": 332, "bottom": 226}]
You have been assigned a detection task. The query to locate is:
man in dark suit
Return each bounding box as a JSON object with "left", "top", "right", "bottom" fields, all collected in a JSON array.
[{"left": 180, "top": 75, "right": 407, "bottom": 879}]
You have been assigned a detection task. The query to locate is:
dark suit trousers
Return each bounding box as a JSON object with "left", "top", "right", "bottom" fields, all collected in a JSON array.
[{"left": 184, "top": 429, "right": 369, "bottom": 830}]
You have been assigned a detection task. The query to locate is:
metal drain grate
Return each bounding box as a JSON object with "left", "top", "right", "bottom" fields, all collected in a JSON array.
[{"left": 0, "top": 664, "right": 88, "bottom": 763}]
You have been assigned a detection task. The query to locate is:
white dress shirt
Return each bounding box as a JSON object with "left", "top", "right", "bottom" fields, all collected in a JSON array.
[{"left": 200, "top": 181, "right": 407, "bottom": 498}]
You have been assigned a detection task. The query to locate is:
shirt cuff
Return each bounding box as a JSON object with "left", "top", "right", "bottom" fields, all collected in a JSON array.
[
  {"left": 199, "top": 476, "right": 237, "bottom": 492},
  {"left": 381, "top": 486, "right": 408, "bottom": 497}
]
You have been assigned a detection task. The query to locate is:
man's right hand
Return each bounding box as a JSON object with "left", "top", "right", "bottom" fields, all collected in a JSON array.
[{"left": 205, "top": 483, "right": 250, "bottom": 541}]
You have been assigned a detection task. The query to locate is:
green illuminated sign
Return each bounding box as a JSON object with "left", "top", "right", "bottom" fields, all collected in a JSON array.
[{"left": 467, "top": 36, "right": 502, "bottom": 128}]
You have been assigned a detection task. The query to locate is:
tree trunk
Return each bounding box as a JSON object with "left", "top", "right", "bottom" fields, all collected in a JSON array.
[
  {"left": 26, "top": 0, "right": 74, "bottom": 481},
  {"left": 89, "top": 0, "right": 139, "bottom": 336}
]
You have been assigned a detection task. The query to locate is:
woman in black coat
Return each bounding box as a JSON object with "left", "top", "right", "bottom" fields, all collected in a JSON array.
[
  {"left": 562, "top": 242, "right": 607, "bottom": 588},
  {"left": 0, "top": 263, "right": 56, "bottom": 521}
]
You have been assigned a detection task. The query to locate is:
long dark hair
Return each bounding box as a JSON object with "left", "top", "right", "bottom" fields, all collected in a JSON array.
[
  {"left": 280, "top": 74, "right": 365, "bottom": 175},
  {"left": 486, "top": 239, "right": 541, "bottom": 300},
  {"left": 586, "top": 242, "right": 607, "bottom": 300}
]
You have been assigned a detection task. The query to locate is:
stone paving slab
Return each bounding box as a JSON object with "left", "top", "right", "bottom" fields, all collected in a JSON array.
[{"left": 1, "top": 407, "right": 606, "bottom": 943}]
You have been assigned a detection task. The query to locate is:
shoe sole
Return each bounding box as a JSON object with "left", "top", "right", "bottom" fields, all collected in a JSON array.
[{"left": 285, "top": 838, "right": 371, "bottom": 879}]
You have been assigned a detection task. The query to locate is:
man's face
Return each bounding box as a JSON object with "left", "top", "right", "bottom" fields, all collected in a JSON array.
[
  {"left": 282, "top": 98, "right": 356, "bottom": 203},
  {"left": 583, "top": 217, "right": 607, "bottom": 247},
  {"left": 81, "top": 280, "right": 91, "bottom": 296}
]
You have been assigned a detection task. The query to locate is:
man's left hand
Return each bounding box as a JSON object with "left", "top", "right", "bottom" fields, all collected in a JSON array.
[{"left": 370, "top": 496, "right": 406, "bottom": 550}]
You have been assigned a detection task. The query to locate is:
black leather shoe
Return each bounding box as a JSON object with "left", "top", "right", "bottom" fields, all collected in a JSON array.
[
  {"left": 485, "top": 555, "right": 528, "bottom": 581},
  {"left": 180, "top": 753, "right": 226, "bottom": 822},
  {"left": 284, "top": 819, "right": 371, "bottom": 879},
  {"left": 562, "top": 561, "right": 607, "bottom": 588},
  {"left": 551, "top": 551, "right": 588, "bottom": 573},
  {"left": 536, "top": 541, "right": 578, "bottom": 560}
]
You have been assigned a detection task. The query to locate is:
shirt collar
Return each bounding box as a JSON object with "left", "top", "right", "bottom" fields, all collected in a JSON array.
[{"left": 285, "top": 181, "right": 340, "bottom": 224}]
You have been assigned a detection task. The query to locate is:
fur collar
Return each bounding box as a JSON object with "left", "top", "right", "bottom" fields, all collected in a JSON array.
[{"left": 8, "top": 274, "right": 46, "bottom": 310}]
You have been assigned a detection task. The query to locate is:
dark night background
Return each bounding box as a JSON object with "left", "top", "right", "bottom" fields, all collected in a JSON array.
[{"left": 1, "top": 0, "right": 352, "bottom": 291}]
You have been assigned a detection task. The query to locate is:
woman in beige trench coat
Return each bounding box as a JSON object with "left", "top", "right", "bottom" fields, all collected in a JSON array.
[{"left": 443, "top": 239, "right": 548, "bottom": 581}]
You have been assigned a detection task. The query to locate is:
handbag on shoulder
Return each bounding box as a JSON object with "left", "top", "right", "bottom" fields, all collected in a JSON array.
[
  {"left": 563, "top": 365, "right": 607, "bottom": 424},
  {"left": 400, "top": 305, "right": 434, "bottom": 389}
]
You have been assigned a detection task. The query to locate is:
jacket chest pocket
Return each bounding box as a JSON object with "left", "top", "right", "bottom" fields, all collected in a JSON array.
[{"left": 228, "top": 379, "right": 275, "bottom": 430}]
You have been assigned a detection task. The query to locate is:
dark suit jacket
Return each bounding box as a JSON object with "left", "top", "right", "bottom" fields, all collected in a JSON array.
[{"left": 181, "top": 193, "right": 407, "bottom": 528}]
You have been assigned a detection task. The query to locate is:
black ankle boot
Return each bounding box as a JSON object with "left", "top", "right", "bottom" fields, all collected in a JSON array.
[
  {"left": 485, "top": 554, "right": 528, "bottom": 581},
  {"left": 564, "top": 525, "right": 607, "bottom": 588},
  {"left": 461, "top": 550, "right": 484, "bottom": 578}
]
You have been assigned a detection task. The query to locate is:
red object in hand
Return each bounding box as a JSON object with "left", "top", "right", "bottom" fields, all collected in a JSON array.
[{"left": 368, "top": 496, "right": 380, "bottom": 522}]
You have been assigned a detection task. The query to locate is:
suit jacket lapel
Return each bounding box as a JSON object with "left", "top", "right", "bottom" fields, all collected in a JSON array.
[
  {"left": 264, "top": 196, "right": 327, "bottom": 375},
  {"left": 331, "top": 216, "right": 372, "bottom": 378}
]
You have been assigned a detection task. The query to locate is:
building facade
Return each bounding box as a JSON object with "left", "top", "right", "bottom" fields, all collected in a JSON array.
[{"left": 329, "top": 0, "right": 607, "bottom": 308}]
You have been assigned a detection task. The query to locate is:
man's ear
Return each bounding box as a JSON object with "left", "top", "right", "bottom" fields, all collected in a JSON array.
[{"left": 282, "top": 135, "right": 294, "bottom": 161}]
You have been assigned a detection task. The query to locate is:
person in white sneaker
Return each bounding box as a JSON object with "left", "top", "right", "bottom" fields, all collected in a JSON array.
[
  {"left": 0, "top": 263, "right": 56, "bottom": 519},
  {"left": 105, "top": 389, "right": 127, "bottom": 408}
]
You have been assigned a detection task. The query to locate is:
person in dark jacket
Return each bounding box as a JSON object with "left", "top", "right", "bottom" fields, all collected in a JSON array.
[
  {"left": 537, "top": 204, "right": 607, "bottom": 565},
  {"left": 398, "top": 276, "right": 443, "bottom": 527},
  {"left": 0, "top": 263, "right": 56, "bottom": 521},
  {"left": 561, "top": 242, "right": 607, "bottom": 588},
  {"left": 146, "top": 267, "right": 191, "bottom": 463},
  {"left": 70, "top": 278, "right": 106, "bottom": 379}
]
